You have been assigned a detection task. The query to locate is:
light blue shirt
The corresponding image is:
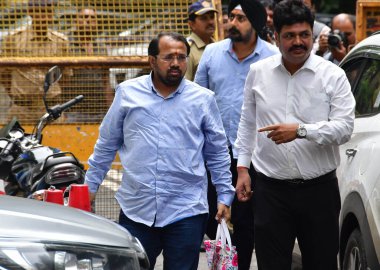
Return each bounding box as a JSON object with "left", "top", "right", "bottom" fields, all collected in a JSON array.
[
  {"left": 194, "top": 37, "right": 279, "bottom": 158},
  {"left": 85, "top": 74, "right": 235, "bottom": 227}
]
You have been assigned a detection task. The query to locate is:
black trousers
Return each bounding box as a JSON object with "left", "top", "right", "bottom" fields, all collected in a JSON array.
[
  {"left": 254, "top": 171, "right": 341, "bottom": 270},
  {"left": 206, "top": 153, "right": 255, "bottom": 270}
]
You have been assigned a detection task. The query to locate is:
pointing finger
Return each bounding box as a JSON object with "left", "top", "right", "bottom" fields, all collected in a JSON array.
[{"left": 258, "top": 125, "right": 278, "bottom": 132}]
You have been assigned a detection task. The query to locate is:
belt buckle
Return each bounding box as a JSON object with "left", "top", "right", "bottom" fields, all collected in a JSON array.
[{"left": 287, "top": 178, "right": 305, "bottom": 185}]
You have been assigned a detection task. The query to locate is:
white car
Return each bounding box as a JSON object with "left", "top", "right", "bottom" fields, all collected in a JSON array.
[
  {"left": 0, "top": 195, "right": 149, "bottom": 269},
  {"left": 337, "top": 31, "right": 380, "bottom": 270}
]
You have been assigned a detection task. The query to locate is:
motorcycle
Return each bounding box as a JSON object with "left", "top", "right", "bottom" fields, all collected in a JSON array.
[{"left": 0, "top": 66, "right": 85, "bottom": 198}]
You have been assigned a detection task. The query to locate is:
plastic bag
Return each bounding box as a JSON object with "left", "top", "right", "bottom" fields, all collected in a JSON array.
[{"left": 204, "top": 219, "right": 238, "bottom": 270}]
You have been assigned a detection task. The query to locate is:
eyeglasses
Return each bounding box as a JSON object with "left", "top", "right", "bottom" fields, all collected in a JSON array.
[
  {"left": 156, "top": 54, "right": 188, "bottom": 63},
  {"left": 229, "top": 13, "right": 248, "bottom": 23}
]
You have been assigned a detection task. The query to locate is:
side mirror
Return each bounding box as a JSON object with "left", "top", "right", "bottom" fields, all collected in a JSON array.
[
  {"left": 44, "top": 66, "right": 62, "bottom": 93},
  {"left": 43, "top": 66, "right": 62, "bottom": 113}
]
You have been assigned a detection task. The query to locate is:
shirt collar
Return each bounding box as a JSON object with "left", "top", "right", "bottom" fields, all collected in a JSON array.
[
  {"left": 226, "top": 36, "right": 265, "bottom": 61},
  {"left": 188, "top": 32, "right": 214, "bottom": 49},
  {"left": 271, "top": 53, "right": 318, "bottom": 74},
  {"left": 148, "top": 72, "right": 186, "bottom": 98},
  {"left": 299, "top": 54, "right": 319, "bottom": 73},
  {"left": 254, "top": 37, "right": 267, "bottom": 57}
]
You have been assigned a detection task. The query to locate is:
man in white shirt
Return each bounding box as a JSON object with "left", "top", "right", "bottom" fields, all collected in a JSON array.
[{"left": 235, "top": 0, "right": 355, "bottom": 269}]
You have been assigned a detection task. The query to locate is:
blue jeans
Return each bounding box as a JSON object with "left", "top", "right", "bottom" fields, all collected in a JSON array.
[{"left": 119, "top": 210, "right": 208, "bottom": 270}]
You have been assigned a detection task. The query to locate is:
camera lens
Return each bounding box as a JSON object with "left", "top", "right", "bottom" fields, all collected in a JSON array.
[{"left": 327, "top": 34, "right": 342, "bottom": 47}]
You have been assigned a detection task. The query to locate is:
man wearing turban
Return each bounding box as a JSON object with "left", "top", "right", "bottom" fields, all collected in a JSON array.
[{"left": 195, "top": 0, "right": 279, "bottom": 269}]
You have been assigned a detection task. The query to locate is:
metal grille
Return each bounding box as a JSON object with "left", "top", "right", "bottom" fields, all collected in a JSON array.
[
  {"left": 95, "top": 167, "right": 122, "bottom": 221},
  {"left": 0, "top": 0, "right": 194, "bottom": 125},
  {"left": 1, "top": 0, "right": 223, "bottom": 220}
]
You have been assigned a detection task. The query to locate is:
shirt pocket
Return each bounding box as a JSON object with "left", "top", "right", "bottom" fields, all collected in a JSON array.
[{"left": 299, "top": 86, "right": 330, "bottom": 122}]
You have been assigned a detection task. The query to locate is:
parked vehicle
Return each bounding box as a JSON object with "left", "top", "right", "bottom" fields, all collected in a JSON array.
[
  {"left": 0, "top": 195, "right": 150, "bottom": 269},
  {"left": 0, "top": 66, "right": 85, "bottom": 197},
  {"left": 337, "top": 31, "right": 380, "bottom": 270}
]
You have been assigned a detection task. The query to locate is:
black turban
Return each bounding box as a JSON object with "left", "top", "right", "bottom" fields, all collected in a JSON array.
[{"left": 228, "top": 0, "right": 267, "bottom": 33}]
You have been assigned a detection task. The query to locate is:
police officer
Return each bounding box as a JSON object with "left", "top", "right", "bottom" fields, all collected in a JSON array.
[
  {"left": 185, "top": 0, "right": 218, "bottom": 81},
  {"left": 1, "top": 0, "right": 70, "bottom": 124}
]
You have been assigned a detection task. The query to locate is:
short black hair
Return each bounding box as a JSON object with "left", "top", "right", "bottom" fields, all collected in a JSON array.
[
  {"left": 260, "top": 0, "right": 275, "bottom": 10},
  {"left": 273, "top": 0, "right": 314, "bottom": 33},
  {"left": 148, "top": 32, "right": 190, "bottom": 57},
  {"left": 188, "top": 13, "right": 197, "bottom": 21},
  {"left": 275, "top": 0, "right": 320, "bottom": 8}
]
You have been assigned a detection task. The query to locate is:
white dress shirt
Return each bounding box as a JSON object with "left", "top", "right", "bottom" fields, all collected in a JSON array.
[{"left": 235, "top": 54, "right": 356, "bottom": 180}]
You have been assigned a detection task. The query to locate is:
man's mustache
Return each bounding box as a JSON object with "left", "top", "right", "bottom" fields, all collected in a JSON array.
[
  {"left": 289, "top": 45, "right": 307, "bottom": 52},
  {"left": 168, "top": 67, "right": 181, "bottom": 73},
  {"left": 228, "top": 27, "right": 241, "bottom": 35}
]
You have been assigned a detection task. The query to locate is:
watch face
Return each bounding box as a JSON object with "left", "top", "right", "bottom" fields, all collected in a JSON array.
[{"left": 298, "top": 128, "right": 307, "bottom": 137}]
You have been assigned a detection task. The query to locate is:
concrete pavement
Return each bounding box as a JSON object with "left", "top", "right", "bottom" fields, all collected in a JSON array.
[{"left": 154, "top": 250, "right": 258, "bottom": 270}]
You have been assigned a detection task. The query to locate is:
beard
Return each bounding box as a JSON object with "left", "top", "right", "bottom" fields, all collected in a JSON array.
[
  {"left": 228, "top": 27, "right": 243, "bottom": 41},
  {"left": 228, "top": 27, "right": 254, "bottom": 43},
  {"left": 156, "top": 68, "right": 183, "bottom": 87}
]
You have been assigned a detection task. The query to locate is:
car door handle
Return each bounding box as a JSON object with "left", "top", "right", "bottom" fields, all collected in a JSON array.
[{"left": 346, "top": 149, "right": 357, "bottom": 157}]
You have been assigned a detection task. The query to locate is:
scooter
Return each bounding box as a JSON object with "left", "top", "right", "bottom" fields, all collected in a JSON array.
[{"left": 0, "top": 66, "right": 85, "bottom": 198}]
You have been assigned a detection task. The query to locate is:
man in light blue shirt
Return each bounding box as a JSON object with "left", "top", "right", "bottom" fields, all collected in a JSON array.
[
  {"left": 194, "top": 0, "right": 278, "bottom": 269},
  {"left": 85, "top": 32, "right": 235, "bottom": 270}
]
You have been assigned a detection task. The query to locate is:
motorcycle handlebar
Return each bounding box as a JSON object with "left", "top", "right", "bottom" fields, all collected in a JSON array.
[
  {"left": 49, "top": 95, "right": 84, "bottom": 120},
  {"left": 58, "top": 95, "right": 84, "bottom": 112}
]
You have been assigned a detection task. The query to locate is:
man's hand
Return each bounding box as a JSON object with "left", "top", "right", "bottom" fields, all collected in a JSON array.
[
  {"left": 267, "top": 33, "right": 275, "bottom": 45},
  {"left": 236, "top": 167, "right": 253, "bottom": 202},
  {"left": 330, "top": 41, "right": 347, "bottom": 62},
  {"left": 317, "top": 34, "right": 329, "bottom": 55},
  {"left": 258, "top": 123, "right": 298, "bottom": 144},
  {"left": 215, "top": 203, "right": 231, "bottom": 223},
  {"left": 89, "top": 192, "right": 96, "bottom": 202},
  {"left": 89, "top": 192, "right": 96, "bottom": 213}
]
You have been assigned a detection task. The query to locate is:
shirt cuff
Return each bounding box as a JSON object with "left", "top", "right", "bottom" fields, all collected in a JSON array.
[
  {"left": 84, "top": 180, "right": 100, "bottom": 194},
  {"left": 304, "top": 123, "right": 319, "bottom": 141},
  {"left": 237, "top": 154, "right": 251, "bottom": 169},
  {"left": 217, "top": 191, "right": 235, "bottom": 207}
]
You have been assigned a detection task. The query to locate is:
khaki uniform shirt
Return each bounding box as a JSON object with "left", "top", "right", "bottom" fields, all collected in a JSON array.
[
  {"left": 1, "top": 28, "right": 70, "bottom": 123},
  {"left": 185, "top": 33, "right": 215, "bottom": 81}
]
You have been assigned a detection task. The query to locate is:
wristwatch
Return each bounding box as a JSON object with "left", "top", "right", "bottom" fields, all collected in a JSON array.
[{"left": 296, "top": 124, "right": 307, "bottom": 138}]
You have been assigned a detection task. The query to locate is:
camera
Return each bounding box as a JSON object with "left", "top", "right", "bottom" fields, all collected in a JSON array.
[
  {"left": 261, "top": 26, "right": 275, "bottom": 43},
  {"left": 327, "top": 30, "right": 348, "bottom": 48}
]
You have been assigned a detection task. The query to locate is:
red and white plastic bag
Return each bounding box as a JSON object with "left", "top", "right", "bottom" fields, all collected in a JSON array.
[{"left": 204, "top": 219, "right": 238, "bottom": 270}]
